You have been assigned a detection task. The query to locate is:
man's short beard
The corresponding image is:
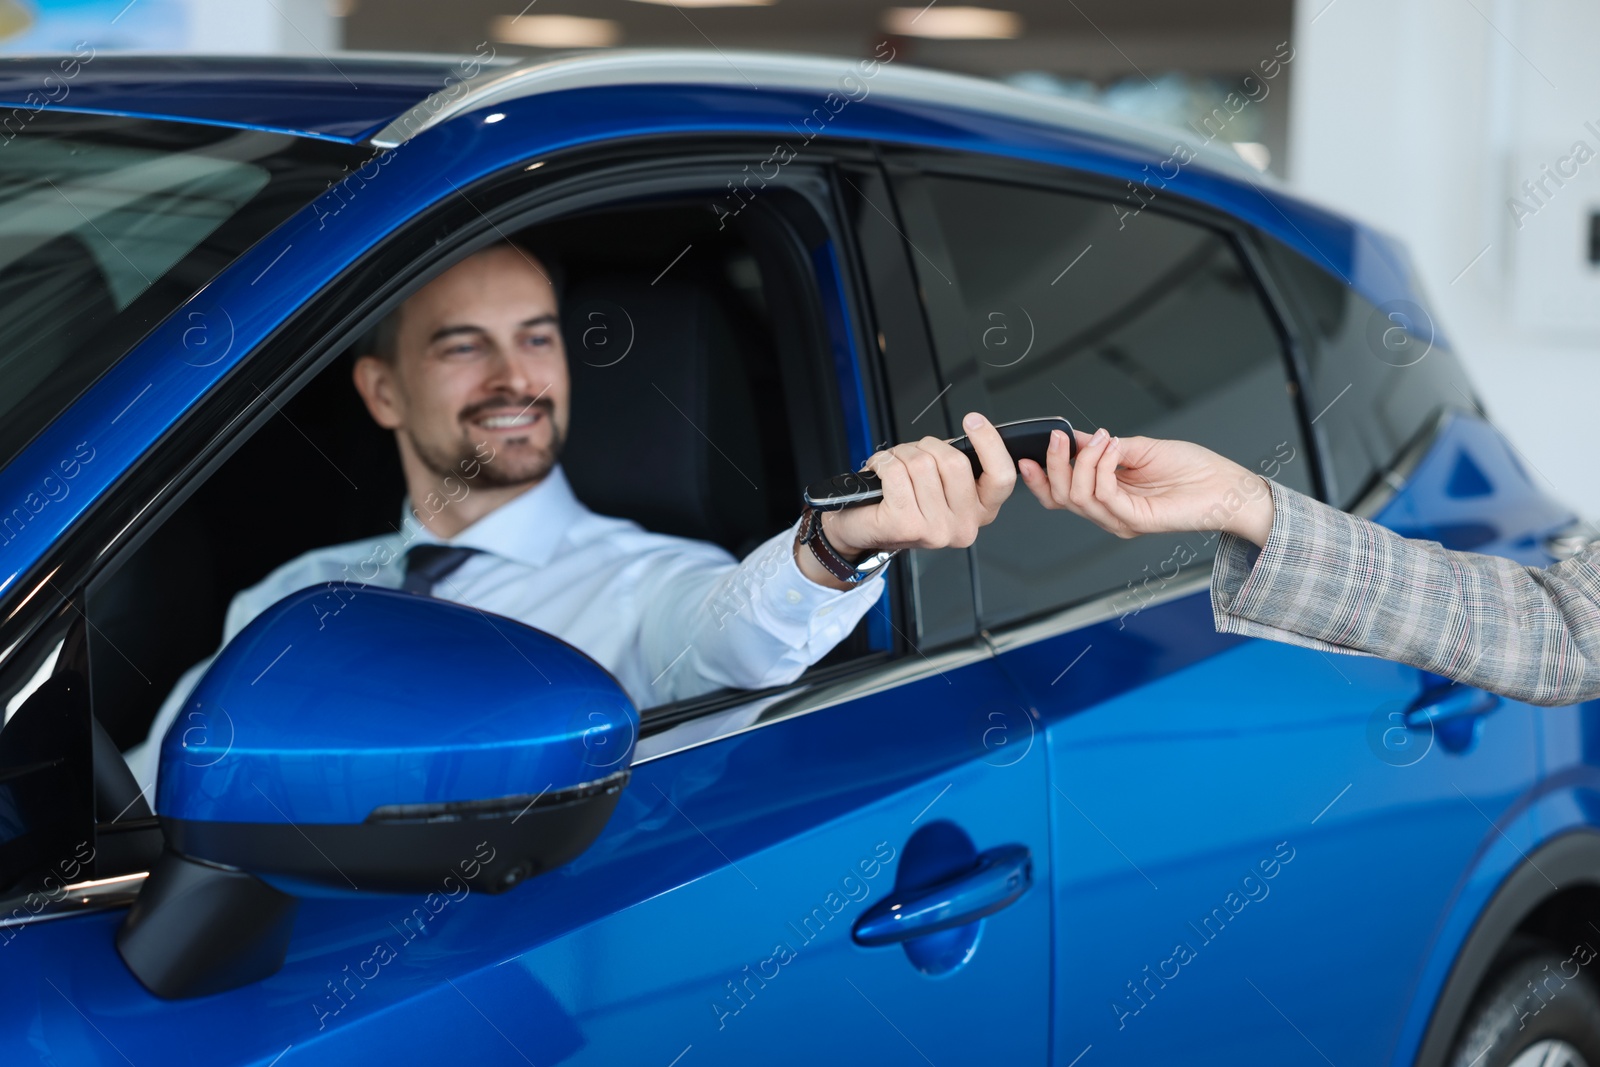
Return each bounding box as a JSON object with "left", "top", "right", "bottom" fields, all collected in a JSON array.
[{"left": 409, "top": 400, "right": 564, "bottom": 489}]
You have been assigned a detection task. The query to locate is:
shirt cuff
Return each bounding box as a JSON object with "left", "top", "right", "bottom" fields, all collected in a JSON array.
[{"left": 744, "top": 518, "right": 888, "bottom": 647}]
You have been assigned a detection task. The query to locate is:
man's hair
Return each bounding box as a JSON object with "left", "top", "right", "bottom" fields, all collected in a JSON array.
[{"left": 360, "top": 239, "right": 564, "bottom": 364}]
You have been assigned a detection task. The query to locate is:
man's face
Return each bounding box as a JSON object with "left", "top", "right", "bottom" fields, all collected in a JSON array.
[{"left": 356, "top": 245, "right": 569, "bottom": 490}]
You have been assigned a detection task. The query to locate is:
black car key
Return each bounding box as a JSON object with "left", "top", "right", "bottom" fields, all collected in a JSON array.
[{"left": 803, "top": 416, "right": 1077, "bottom": 511}]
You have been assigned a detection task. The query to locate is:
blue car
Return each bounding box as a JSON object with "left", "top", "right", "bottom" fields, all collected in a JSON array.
[{"left": 0, "top": 47, "right": 1595, "bottom": 1067}]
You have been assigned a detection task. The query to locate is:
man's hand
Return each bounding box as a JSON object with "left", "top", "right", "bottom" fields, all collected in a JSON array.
[
  {"left": 796, "top": 412, "right": 1016, "bottom": 589},
  {"left": 1017, "top": 427, "right": 1276, "bottom": 546}
]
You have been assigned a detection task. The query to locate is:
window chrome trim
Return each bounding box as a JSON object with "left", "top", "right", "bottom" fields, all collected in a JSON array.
[
  {"left": 985, "top": 570, "right": 1212, "bottom": 656},
  {"left": 633, "top": 640, "right": 991, "bottom": 765},
  {"left": 367, "top": 49, "right": 1265, "bottom": 186},
  {"left": 1349, "top": 407, "right": 1452, "bottom": 521},
  {"left": 0, "top": 871, "right": 147, "bottom": 928}
]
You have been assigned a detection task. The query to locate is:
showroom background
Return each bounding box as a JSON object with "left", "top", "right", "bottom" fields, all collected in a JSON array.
[{"left": 4, "top": 0, "right": 1597, "bottom": 515}]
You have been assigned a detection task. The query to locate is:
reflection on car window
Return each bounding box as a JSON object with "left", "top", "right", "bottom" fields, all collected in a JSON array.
[
  {"left": 912, "top": 174, "right": 1312, "bottom": 627},
  {"left": 0, "top": 114, "right": 361, "bottom": 467},
  {"left": 1259, "top": 235, "right": 1476, "bottom": 509}
]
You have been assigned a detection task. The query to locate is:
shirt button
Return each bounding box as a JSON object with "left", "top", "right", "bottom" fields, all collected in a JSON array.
[
  {"left": 785, "top": 589, "right": 803, "bottom": 604},
  {"left": 818, "top": 605, "right": 833, "bottom": 616}
]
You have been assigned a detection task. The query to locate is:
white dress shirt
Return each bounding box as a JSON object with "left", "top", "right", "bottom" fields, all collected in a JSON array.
[{"left": 125, "top": 465, "right": 885, "bottom": 791}]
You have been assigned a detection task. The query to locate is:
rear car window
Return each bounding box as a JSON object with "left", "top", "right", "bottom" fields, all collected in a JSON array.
[
  {"left": 0, "top": 113, "right": 363, "bottom": 468},
  {"left": 1257, "top": 235, "right": 1479, "bottom": 509},
  {"left": 901, "top": 172, "right": 1313, "bottom": 628}
]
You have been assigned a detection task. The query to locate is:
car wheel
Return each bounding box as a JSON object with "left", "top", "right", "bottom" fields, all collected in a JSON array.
[{"left": 1450, "top": 941, "right": 1600, "bottom": 1067}]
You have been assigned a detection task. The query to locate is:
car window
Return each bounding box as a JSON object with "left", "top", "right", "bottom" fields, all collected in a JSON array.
[
  {"left": 898, "top": 171, "right": 1313, "bottom": 628},
  {"left": 0, "top": 114, "right": 362, "bottom": 469},
  {"left": 1257, "top": 235, "right": 1478, "bottom": 509},
  {"left": 84, "top": 175, "right": 886, "bottom": 775}
]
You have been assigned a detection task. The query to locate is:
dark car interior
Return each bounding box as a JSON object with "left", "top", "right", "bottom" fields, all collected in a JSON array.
[{"left": 84, "top": 188, "right": 867, "bottom": 755}]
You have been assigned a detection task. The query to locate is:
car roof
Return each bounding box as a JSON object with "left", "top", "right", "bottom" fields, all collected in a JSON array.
[
  {"left": 0, "top": 49, "right": 1263, "bottom": 182},
  {"left": 368, "top": 48, "right": 1261, "bottom": 178},
  {"left": 0, "top": 52, "right": 511, "bottom": 141},
  {"left": 0, "top": 49, "right": 1422, "bottom": 327}
]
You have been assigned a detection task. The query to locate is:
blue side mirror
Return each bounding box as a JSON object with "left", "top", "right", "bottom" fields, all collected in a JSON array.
[{"left": 117, "top": 583, "right": 637, "bottom": 999}]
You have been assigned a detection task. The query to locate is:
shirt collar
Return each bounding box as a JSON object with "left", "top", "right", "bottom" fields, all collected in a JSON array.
[{"left": 397, "top": 464, "right": 585, "bottom": 569}]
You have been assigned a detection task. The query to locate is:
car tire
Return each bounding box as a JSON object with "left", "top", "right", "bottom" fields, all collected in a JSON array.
[{"left": 1450, "top": 939, "right": 1600, "bottom": 1067}]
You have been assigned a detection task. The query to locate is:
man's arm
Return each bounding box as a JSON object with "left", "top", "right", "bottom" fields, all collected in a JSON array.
[
  {"left": 644, "top": 520, "right": 886, "bottom": 704},
  {"left": 1212, "top": 479, "right": 1600, "bottom": 706},
  {"left": 643, "top": 412, "right": 1017, "bottom": 702}
]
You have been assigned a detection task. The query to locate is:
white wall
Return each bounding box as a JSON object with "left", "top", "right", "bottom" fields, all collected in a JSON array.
[
  {"left": 1289, "top": 0, "right": 1600, "bottom": 515},
  {"left": 185, "top": 0, "right": 340, "bottom": 54}
]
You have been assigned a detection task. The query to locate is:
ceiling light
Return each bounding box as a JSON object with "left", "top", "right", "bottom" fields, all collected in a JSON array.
[
  {"left": 882, "top": 5, "right": 1021, "bottom": 39},
  {"left": 1231, "top": 142, "right": 1271, "bottom": 172},
  {"left": 628, "top": 0, "right": 777, "bottom": 6},
  {"left": 491, "top": 15, "right": 622, "bottom": 48}
]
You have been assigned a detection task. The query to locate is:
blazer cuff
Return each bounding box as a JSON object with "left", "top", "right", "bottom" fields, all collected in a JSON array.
[{"left": 1210, "top": 479, "right": 1375, "bottom": 657}]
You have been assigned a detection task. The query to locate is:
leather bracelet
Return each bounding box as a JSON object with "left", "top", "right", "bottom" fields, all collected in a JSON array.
[{"left": 798, "top": 506, "right": 896, "bottom": 584}]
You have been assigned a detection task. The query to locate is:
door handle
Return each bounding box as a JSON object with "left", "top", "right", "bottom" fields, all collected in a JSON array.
[
  {"left": 1403, "top": 683, "right": 1501, "bottom": 754},
  {"left": 852, "top": 844, "right": 1032, "bottom": 947},
  {"left": 1403, "top": 685, "right": 1501, "bottom": 729}
]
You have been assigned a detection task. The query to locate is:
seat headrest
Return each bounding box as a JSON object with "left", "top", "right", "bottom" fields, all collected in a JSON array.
[{"left": 560, "top": 274, "right": 773, "bottom": 553}]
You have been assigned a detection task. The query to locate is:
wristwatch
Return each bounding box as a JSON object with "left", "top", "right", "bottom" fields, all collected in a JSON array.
[{"left": 798, "top": 506, "right": 897, "bottom": 583}]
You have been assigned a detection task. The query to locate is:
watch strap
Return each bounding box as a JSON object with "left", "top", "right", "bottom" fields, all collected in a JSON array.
[{"left": 799, "top": 506, "right": 895, "bottom": 583}]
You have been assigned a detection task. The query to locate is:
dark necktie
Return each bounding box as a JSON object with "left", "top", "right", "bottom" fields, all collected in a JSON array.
[{"left": 400, "top": 544, "right": 482, "bottom": 596}]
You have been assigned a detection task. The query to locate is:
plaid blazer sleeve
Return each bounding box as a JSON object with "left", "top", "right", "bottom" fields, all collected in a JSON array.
[{"left": 1210, "top": 479, "right": 1600, "bottom": 706}]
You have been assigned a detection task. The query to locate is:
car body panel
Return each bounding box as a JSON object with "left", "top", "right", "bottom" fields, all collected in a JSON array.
[{"left": 6, "top": 657, "right": 1049, "bottom": 1065}]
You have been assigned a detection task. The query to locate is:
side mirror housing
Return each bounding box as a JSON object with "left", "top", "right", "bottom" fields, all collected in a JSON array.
[{"left": 118, "top": 583, "right": 637, "bottom": 998}]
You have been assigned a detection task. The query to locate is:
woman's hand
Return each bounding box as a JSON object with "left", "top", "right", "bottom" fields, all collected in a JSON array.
[{"left": 1018, "top": 427, "right": 1277, "bottom": 546}]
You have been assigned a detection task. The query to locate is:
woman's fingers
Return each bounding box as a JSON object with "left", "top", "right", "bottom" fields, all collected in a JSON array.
[
  {"left": 1048, "top": 429, "right": 1083, "bottom": 507},
  {"left": 1020, "top": 429, "right": 1069, "bottom": 509},
  {"left": 1068, "top": 429, "right": 1111, "bottom": 514},
  {"left": 1092, "top": 436, "right": 1139, "bottom": 537},
  {"left": 1018, "top": 458, "right": 1055, "bottom": 509}
]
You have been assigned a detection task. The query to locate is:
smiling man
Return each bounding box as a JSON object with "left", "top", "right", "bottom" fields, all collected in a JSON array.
[{"left": 123, "top": 241, "right": 1017, "bottom": 790}]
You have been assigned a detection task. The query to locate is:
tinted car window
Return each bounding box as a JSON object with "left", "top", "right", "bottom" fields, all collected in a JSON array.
[
  {"left": 904, "top": 173, "right": 1312, "bottom": 627},
  {"left": 0, "top": 114, "right": 361, "bottom": 468},
  {"left": 1258, "top": 236, "right": 1478, "bottom": 509}
]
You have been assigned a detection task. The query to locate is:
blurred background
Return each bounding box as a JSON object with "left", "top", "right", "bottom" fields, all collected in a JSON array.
[{"left": 3, "top": 0, "right": 1598, "bottom": 513}]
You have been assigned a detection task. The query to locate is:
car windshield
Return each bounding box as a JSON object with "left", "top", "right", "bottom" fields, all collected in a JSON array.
[{"left": 0, "top": 113, "right": 363, "bottom": 468}]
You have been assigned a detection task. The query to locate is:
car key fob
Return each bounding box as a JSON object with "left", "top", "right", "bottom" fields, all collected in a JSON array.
[{"left": 803, "top": 416, "right": 1077, "bottom": 511}]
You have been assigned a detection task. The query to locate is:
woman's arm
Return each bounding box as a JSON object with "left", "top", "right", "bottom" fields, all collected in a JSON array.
[{"left": 1020, "top": 428, "right": 1600, "bottom": 707}]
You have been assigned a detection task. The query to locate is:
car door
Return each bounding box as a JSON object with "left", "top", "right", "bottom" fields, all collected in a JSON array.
[
  {"left": 1, "top": 146, "right": 1050, "bottom": 1066},
  {"left": 889, "top": 157, "right": 1547, "bottom": 1066}
]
